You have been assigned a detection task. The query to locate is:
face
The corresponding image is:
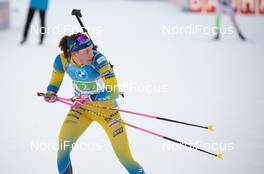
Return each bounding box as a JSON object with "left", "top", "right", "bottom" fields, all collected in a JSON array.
[{"left": 72, "top": 45, "right": 94, "bottom": 65}]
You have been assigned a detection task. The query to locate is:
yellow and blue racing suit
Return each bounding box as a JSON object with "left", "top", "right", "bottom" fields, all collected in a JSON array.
[{"left": 47, "top": 50, "right": 145, "bottom": 174}]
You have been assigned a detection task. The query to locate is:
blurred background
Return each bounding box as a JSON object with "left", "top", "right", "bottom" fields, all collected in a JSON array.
[{"left": 0, "top": 0, "right": 263, "bottom": 173}]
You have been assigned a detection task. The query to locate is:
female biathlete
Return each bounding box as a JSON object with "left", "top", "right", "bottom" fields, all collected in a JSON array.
[{"left": 44, "top": 32, "right": 145, "bottom": 174}]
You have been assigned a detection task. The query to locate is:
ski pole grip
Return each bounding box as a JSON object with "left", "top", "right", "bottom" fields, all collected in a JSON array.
[
  {"left": 37, "top": 92, "right": 55, "bottom": 98},
  {"left": 71, "top": 9, "right": 82, "bottom": 17},
  {"left": 37, "top": 92, "right": 46, "bottom": 97}
]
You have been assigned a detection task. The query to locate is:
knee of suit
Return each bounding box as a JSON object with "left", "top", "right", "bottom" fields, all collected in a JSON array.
[
  {"left": 57, "top": 137, "right": 77, "bottom": 164},
  {"left": 57, "top": 138, "right": 76, "bottom": 155}
]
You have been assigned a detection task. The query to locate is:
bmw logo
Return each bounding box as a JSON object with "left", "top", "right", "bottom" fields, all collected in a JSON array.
[{"left": 75, "top": 69, "right": 87, "bottom": 80}]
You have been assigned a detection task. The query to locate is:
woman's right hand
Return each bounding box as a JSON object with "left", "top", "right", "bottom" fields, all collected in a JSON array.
[{"left": 44, "top": 91, "right": 57, "bottom": 103}]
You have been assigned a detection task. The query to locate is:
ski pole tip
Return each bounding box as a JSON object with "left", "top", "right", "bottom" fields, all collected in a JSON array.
[
  {"left": 208, "top": 125, "right": 214, "bottom": 131},
  {"left": 216, "top": 153, "right": 223, "bottom": 159}
]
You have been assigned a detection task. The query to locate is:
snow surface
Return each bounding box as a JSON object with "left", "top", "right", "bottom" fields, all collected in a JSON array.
[{"left": 0, "top": 0, "right": 264, "bottom": 173}]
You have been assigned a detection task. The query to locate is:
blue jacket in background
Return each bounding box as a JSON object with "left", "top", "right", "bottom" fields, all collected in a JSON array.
[{"left": 30, "top": 0, "right": 49, "bottom": 11}]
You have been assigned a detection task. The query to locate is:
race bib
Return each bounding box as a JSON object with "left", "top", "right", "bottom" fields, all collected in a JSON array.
[{"left": 73, "top": 78, "right": 105, "bottom": 95}]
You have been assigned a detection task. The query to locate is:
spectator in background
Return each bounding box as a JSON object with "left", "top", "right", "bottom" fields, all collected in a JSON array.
[
  {"left": 20, "top": 0, "right": 48, "bottom": 45},
  {"left": 214, "top": 0, "right": 246, "bottom": 41}
]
